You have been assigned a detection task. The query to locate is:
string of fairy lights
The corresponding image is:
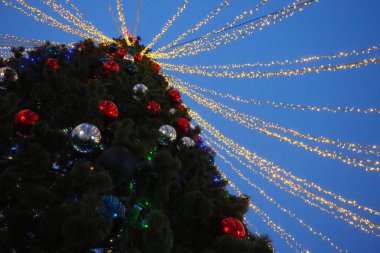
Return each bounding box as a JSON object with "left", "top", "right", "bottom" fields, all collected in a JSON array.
[
  {"left": 44, "top": 0, "right": 112, "bottom": 42},
  {"left": 206, "top": 136, "right": 348, "bottom": 252},
  {"left": 149, "top": 0, "right": 317, "bottom": 59},
  {"left": 140, "top": 0, "right": 189, "bottom": 56},
  {"left": 154, "top": 0, "right": 234, "bottom": 53},
  {"left": 116, "top": 0, "right": 133, "bottom": 45},
  {"left": 174, "top": 80, "right": 380, "bottom": 115},
  {"left": 169, "top": 76, "right": 380, "bottom": 171},
  {"left": 161, "top": 57, "right": 380, "bottom": 79},
  {"left": 183, "top": 106, "right": 380, "bottom": 237},
  {"left": 1, "top": 0, "right": 379, "bottom": 252}
]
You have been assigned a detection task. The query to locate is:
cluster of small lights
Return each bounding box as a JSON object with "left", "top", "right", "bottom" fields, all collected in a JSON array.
[
  {"left": 155, "top": 0, "right": 234, "bottom": 53},
  {"left": 178, "top": 80, "right": 380, "bottom": 115},
  {"left": 171, "top": 76, "right": 380, "bottom": 171},
  {"left": 165, "top": 46, "right": 380, "bottom": 70},
  {"left": 44, "top": 0, "right": 112, "bottom": 42},
  {"left": 161, "top": 57, "right": 380, "bottom": 78},
  {"left": 177, "top": 77, "right": 380, "bottom": 157},
  {"left": 141, "top": 0, "right": 189, "bottom": 56},
  {"left": 150, "top": 0, "right": 316, "bottom": 59},
  {"left": 1, "top": 0, "right": 100, "bottom": 42},
  {"left": 152, "top": 0, "right": 272, "bottom": 56},
  {"left": 106, "top": 0, "right": 123, "bottom": 35},
  {"left": 185, "top": 107, "right": 380, "bottom": 236},
  {"left": 0, "top": 34, "right": 62, "bottom": 47},
  {"left": 116, "top": 0, "right": 133, "bottom": 45},
  {"left": 218, "top": 167, "right": 307, "bottom": 253},
  {"left": 208, "top": 137, "right": 348, "bottom": 252}
]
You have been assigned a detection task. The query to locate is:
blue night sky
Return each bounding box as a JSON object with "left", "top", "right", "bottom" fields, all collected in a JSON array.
[{"left": 1, "top": 1, "right": 380, "bottom": 252}]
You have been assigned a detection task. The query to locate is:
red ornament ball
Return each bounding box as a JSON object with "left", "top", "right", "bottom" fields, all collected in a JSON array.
[
  {"left": 147, "top": 101, "right": 161, "bottom": 116},
  {"left": 133, "top": 53, "right": 142, "bottom": 62},
  {"left": 103, "top": 61, "right": 119, "bottom": 72},
  {"left": 152, "top": 62, "right": 161, "bottom": 72},
  {"left": 98, "top": 100, "right": 118, "bottom": 119},
  {"left": 45, "top": 58, "right": 60, "bottom": 69},
  {"left": 176, "top": 117, "right": 190, "bottom": 133},
  {"left": 14, "top": 109, "right": 40, "bottom": 138},
  {"left": 178, "top": 104, "right": 185, "bottom": 111},
  {"left": 117, "top": 48, "right": 128, "bottom": 58},
  {"left": 168, "top": 89, "right": 181, "bottom": 103},
  {"left": 221, "top": 217, "right": 245, "bottom": 238}
]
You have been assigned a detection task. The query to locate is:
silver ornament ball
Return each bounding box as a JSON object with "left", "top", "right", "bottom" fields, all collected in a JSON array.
[
  {"left": 0, "top": 67, "right": 18, "bottom": 91},
  {"left": 132, "top": 83, "right": 148, "bottom": 101},
  {"left": 70, "top": 123, "right": 101, "bottom": 153},
  {"left": 177, "top": 137, "right": 195, "bottom": 150},
  {"left": 158, "top": 125, "right": 177, "bottom": 145}
]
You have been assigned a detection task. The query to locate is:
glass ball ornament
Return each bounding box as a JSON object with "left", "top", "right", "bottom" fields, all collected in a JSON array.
[
  {"left": 221, "top": 217, "right": 245, "bottom": 238},
  {"left": 169, "top": 108, "right": 177, "bottom": 115},
  {"left": 177, "top": 137, "right": 195, "bottom": 150},
  {"left": 124, "top": 54, "right": 134, "bottom": 61},
  {"left": 14, "top": 109, "right": 40, "bottom": 138},
  {"left": 126, "top": 63, "right": 138, "bottom": 75},
  {"left": 158, "top": 125, "right": 177, "bottom": 145},
  {"left": 0, "top": 67, "right": 18, "bottom": 91},
  {"left": 70, "top": 123, "right": 101, "bottom": 153},
  {"left": 102, "top": 195, "right": 126, "bottom": 221},
  {"left": 132, "top": 83, "right": 148, "bottom": 101}
]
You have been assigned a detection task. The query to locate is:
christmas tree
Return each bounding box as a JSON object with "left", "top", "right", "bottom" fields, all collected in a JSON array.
[{"left": 0, "top": 39, "right": 273, "bottom": 253}]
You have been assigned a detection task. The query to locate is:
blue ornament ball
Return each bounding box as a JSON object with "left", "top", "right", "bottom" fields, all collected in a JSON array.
[
  {"left": 126, "top": 63, "right": 138, "bottom": 75},
  {"left": 102, "top": 195, "right": 126, "bottom": 220}
]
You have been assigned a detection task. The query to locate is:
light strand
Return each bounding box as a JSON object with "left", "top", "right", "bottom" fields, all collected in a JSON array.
[
  {"left": 213, "top": 158, "right": 307, "bottom": 252},
  {"left": 150, "top": 0, "right": 316, "bottom": 59},
  {"left": 44, "top": 0, "right": 112, "bottom": 42},
  {"left": 0, "top": 0, "right": 98, "bottom": 41},
  {"left": 155, "top": 0, "right": 234, "bottom": 53},
  {"left": 173, "top": 77, "right": 380, "bottom": 170},
  {"left": 106, "top": 0, "right": 123, "bottom": 35},
  {"left": 167, "top": 75, "right": 380, "bottom": 231},
  {"left": 162, "top": 57, "right": 380, "bottom": 78},
  {"left": 141, "top": 0, "right": 189, "bottom": 55},
  {"left": 116, "top": 0, "right": 133, "bottom": 45},
  {"left": 155, "top": 0, "right": 273, "bottom": 54},
  {"left": 178, "top": 80, "right": 380, "bottom": 115},
  {"left": 208, "top": 137, "right": 348, "bottom": 252}
]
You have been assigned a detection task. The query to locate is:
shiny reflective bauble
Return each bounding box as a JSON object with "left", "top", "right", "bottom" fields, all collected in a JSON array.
[
  {"left": 126, "top": 63, "right": 138, "bottom": 76},
  {"left": 0, "top": 67, "right": 18, "bottom": 91},
  {"left": 221, "top": 217, "right": 245, "bottom": 238},
  {"left": 70, "top": 123, "right": 101, "bottom": 153},
  {"left": 169, "top": 108, "right": 176, "bottom": 115},
  {"left": 177, "top": 137, "right": 195, "bottom": 150},
  {"left": 102, "top": 195, "right": 125, "bottom": 220},
  {"left": 124, "top": 54, "right": 134, "bottom": 62},
  {"left": 132, "top": 83, "right": 148, "bottom": 101},
  {"left": 158, "top": 125, "right": 177, "bottom": 145}
]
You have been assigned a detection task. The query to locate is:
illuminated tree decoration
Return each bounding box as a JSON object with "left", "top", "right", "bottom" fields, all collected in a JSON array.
[
  {"left": 221, "top": 217, "right": 246, "bottom": 238},
  {"left": 103, "top": 61, "right": 120, "bottom": 72},
  {"left": 14, "top": 109, "right": 40, "bottom": 138},
  {"left": 45, "top": 58, "right": 60, "bottom": 69},
  {"left": 98, "top": 100, "right": 119, "bottom": 119}
]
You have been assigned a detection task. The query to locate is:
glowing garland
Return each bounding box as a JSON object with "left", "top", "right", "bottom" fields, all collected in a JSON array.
[
  {"left": 178, "top": 80, "right": 380, "bottom": 115},
  {"left": 156, "top": 0, "right": 273, "bottom": 53},
  {"left": 187, "top": 108, "right": 380, "bottom": 236},
  {"left": 106, "top": 0, "right": 123, "bottom": 35},
  {"left": 0, "top": 0, "right": 99, "bottom": 41},
  {"left": 150, "top": 0, "right": 316, "bottom": 59},
  {"left": 116, "top": 0, "right": 133, "bottom": 45},
  {"left": 141, "top": 0, "right": 189, "bottom": 55},
  {"left": 208, "top": 136, "right": 348, "bottom": 252},
  {"left": 172, "top": 77, "right": 380, "bottom": 171},
  {"left": 214, "top": 161, "right": 307, "bottom": 252},
  {"left": 44, "top": 0, "right": 112, "bottom": 42},
  {"left": 162, "top": 57, "right": 380, "bottom": 78},
  {"left": 181, "top": 82, "right": 380, "bottom": 157},
  {"left": 155, "top": 0, "right": 234, "bottom": 53}
]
